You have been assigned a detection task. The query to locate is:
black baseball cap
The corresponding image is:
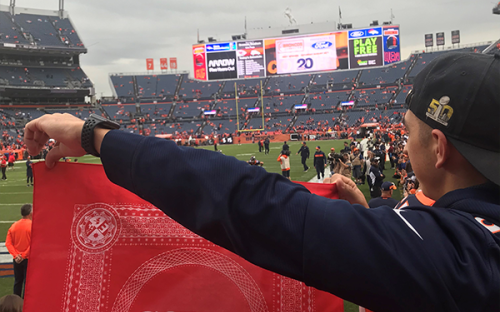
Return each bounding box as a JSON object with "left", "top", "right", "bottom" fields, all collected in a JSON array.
[
  {"left": 406, "top": 52, "right": 500, "bottom": 185},
  {"left": 381, "top": 182, "right": 397, "bottom": 191}
]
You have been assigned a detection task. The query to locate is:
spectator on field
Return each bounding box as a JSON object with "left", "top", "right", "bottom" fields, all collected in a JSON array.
[
  {"left": 350, "top": 148, "right": 364, "bottom": 184},
  {"left": 264, "top": 137, "right": 270, "bottom": 154},
  {"left": 368, "top": 182, "right": 399, "bottom": 208},
  {"left": 5, "top": 204, "right": 32, "bottom": 298},
  {"left": 313, "top": 146, "right": 326, "bottom": 181},
  {"left": 277, "top": 150, "right": 291, "bottom": 180},
  {"left": 7, "top": 153, "right": 15, "bottom": 170},
  {"left": 342, "top": 141, "right": 351, "bottom": 154},
  {"left": 26, "top": 156, "right": 33, "bottom": 187},
  {"left": 368, "top": 157, "right": 385, "bottom": 198},
  {"left": 282, "top": 141, "right": 289, "bottom": 152},
  {"left": 0, "top": 294, "right": 23, "bottom": 312},
  {"left": 1, "top": 156, "right": 7, "bottom": 180},
  {"left": 339, "top": 153, "right": 352, "bottom": 179},
  {"left": 296, "top": 141, "right": 309, "bottom": 172}
]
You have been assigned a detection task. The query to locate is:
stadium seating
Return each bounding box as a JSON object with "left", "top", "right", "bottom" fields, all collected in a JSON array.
[
  {"left": 102, "top": 104, "right": 137, "bottom": 121},
  {"left": 156, "top": 74, "right": 181, "bottom": 98},
  {"left": 174, "top": 100, "right": 212, "bottom": 118},
  {"left": 354, "top": 87, "right": 396, "bottom": 107},
  {"left": 222, "top": 78, "right": 264, "bottom": 97},
  {"left": 0, "top": 107, "right": 44, "bottom": 120},
  {"left": 110, "top": 75, "right": 135, "bottom": 98},
  {"left": 140, "top": 103, "right": 172, "bottom": 118},
  {"left": 308, "top": 92, "right": 348, "bottom": 110},
  {"left": 0, "top": 12, "right": 30, "bottom": 45},
  {"left": 264, "top": 95, "right": 302, "bottom": 113},
  {"left": 311, "top": 71, "right": 357, "bottom": 91},
  {"left": 359, "top": 66, "right": 404, "bottom": 86},
  {"left": 408, "top": 51, "right": 450, "bottom": 77},
  {"left": 205, "top": 119, "right": 238, "bottom": 134},
  {"left": 267, "top": 75, "right": 311, "bottom": 94},
  {"left": 15, "top": 14, "right": 65, "bottom": 47},
  {"left": 179, "top": 79, "right": 221, "bottom": 100},
  {"left": 136, "top": 75, "right": 157, "bottom": 98},
  {"left": 49, "top": 16, "right": 83, "bottom": 48}
]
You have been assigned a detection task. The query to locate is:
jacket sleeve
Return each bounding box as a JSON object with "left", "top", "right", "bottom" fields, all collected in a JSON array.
[{"left": 99, "top": 131, "right": 476, "bottom": 312}]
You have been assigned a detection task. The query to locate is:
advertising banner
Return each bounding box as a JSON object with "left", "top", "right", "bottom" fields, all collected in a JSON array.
[
  {"left": 160, "top": 58, "right": 168, "bottom": 70},
  {"left": 425, "top": 34, "right": 434, "bottom": 47},
  {"left": 146, "top": 58, "right": 154, "bottom": 71},
  {"left": 207, "top": 51, "right": 238, "bottom": 80},
  {"left": 436, "top": 32, "right": 445, "bottom": 46},
  {"left": 194, "top": 26, "right": 398, "bottom": 80},
  {"left": 170, "top": 57, "right": 178, "bottom": 70},
  {"left": 383, "top": 26, "right": 400, "bottom": 65},
  {"left": 451, "top": 30, "right": 460, "bottom": 44},
  {"left": 193, "top": 45, "right": 207, "bottom": 80},
  {"left": 349, "top": 36, "right": 383, "bottom": 68},
  {"left": 275, "top": 34, "right": 337, "bottom": 74},
  {"left": 236, "top": 40, "right": 265, "bottom": 78}
]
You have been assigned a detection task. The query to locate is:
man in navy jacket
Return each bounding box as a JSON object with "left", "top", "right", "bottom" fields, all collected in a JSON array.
[{"left": 24, "top": 52, "right": 500, "bottom": 311}]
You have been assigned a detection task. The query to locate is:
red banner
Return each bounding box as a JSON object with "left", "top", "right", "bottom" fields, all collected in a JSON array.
[
  {"left": 146, "top": 58, "right": 154, "bottom": 70},
  {"left": 25, "top": 163, "right": 342, "bottom": 312},
  {"left": 170, "top": 57, "right": 178, "bottom": 70},
  {"left": 160, "top": 58, "right": 168, "bottom": 70}
]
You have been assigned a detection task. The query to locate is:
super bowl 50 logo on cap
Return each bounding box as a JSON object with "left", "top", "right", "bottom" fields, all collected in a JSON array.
[{"left": 426, "top": 96, "right": 454, "bottom": 126}]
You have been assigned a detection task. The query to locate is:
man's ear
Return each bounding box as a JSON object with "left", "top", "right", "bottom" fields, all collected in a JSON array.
[{"left": 432, "top": 129, "right": 450, "bottom": 169}]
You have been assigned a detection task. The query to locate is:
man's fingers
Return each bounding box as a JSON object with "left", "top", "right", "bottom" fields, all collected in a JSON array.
[{"left": 45, "top": 146, "right": 65, "bottom": 169}]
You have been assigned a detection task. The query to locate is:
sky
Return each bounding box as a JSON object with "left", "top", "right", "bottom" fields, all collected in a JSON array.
[{"left": 11, "top": 0, "right": 500, "bottom": 97}]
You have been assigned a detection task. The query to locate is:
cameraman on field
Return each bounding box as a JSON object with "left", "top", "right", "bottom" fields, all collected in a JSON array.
[{"left": 327, "top": 148, "right": 340, "bottom": 175}]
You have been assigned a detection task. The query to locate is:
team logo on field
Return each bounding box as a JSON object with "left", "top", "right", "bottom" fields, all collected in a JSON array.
[
  {"left": 72, "top": 204, "right": 121, "bottom": 253},
  {"left": 426, "top": 96, "right": 454, "bottom": 126}
]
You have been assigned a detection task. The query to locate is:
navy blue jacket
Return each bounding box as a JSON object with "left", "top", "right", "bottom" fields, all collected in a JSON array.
[
  {"left": 297, "top": 145, "right": 309, "bottom": 158},
  {"left": 313, "top": 151, "right": 326, "bottom": 168},
  {"left": 100, "top": 130, "right": 500, "bottom": 312}
]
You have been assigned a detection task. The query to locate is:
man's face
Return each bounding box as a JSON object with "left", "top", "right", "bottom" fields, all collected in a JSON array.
[{"left": 403, "top": 111, "right": 436, "bottom": 196}]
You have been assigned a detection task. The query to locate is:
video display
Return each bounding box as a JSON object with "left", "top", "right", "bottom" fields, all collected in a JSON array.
[{"left": 193, "top": 25, "right": 400, "bottom": 81}]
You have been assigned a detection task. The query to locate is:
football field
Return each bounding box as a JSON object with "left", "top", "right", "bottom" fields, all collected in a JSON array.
[{"left": 0, "top": 139, "right": 401, "bottom": 311}]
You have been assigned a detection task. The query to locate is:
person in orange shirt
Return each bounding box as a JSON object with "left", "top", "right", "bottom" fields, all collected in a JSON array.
[
  {"left": 1, "top": 156, "right": 7, "bottom": 180},
  {"left": 5, "top": 204, "right": 32, "bottom": 298},
  {"left": 277, "top": 150, "right": 291, "bottom": 180}
]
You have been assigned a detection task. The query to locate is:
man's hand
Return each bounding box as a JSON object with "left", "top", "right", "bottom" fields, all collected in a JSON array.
[
  {"left": 15, "top": 254, "right": 23, "bottom": 263},
  {"left": 323, "top": 174, "right": 369, "bottom": 208},
  {"left": 24, "top": 113, "right": 86, "bottom": 168}
]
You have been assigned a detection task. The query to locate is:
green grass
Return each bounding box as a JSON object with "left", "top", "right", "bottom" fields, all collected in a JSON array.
[{"left": 0, "top": 139, "right": 401, "bottom": 310}]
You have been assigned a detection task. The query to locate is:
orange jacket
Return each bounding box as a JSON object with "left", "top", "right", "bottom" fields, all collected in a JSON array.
[{"left": 5, "top": 219, "right": 32, "bottom": 259}]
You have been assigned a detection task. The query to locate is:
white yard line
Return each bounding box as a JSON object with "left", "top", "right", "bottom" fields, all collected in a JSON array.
[
  {"left": 0, "top": 221, "right": 15, "bottom": 223},
  {"left": 0, "top": 192, "right": 32, "bottom": 195}
]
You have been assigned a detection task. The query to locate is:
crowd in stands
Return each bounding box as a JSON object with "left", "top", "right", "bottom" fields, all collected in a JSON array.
[{"left": 0, "top": 42, "right": 496, "bottom": 153}]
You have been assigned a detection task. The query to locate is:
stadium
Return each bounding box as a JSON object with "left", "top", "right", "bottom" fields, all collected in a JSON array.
[{"left": 0, "top": 1, "right": 499, "bottom": 311}]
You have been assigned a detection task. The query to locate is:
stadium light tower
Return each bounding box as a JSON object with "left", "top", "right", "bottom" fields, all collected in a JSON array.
[
  {"left": 9, "top": 0, "right": 15, "bottom": 15},
  {"left": 59, "top": 0, "right": 65, "bottom": 18}
]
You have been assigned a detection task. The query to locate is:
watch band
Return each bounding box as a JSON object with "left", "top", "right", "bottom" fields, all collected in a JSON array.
[{"left": 81, "top": 114, "right": 120, "bottom": 157}]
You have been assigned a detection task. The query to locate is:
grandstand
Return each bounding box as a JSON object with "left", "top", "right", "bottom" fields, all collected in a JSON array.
[
  {"left": 0, "top": 7, "right": 497, "bottom": 142},
  {"left": 0, "top": 4, "right": 93, "bottom": 134}
]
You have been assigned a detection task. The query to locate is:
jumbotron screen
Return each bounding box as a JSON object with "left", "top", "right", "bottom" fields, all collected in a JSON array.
[{"left": 192, "top": 25, "right": 400, "bottom": 80}]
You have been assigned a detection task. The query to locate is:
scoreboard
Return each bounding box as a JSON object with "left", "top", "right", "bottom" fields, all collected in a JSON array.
[{"left": 193, "top": 25, "right": 400, "bottom": 81}]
